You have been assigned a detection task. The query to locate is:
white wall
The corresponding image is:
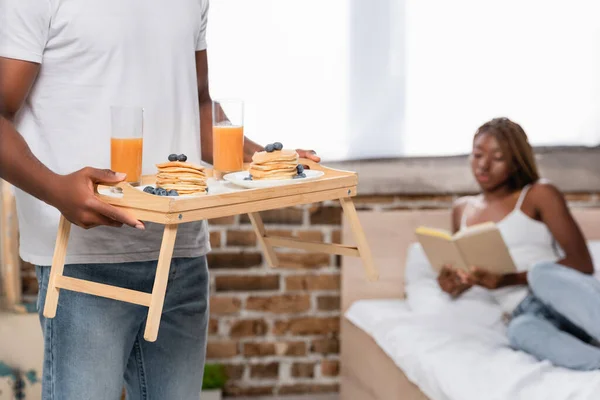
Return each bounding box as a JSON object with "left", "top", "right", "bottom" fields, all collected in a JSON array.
[
  {"left": 404, "top": 0, "right": 600, "bottom": 156},
  {"left": 208, "top": 0, "right": 350, "bottom": 161},
  {"left": 207, "top": 0, "right": 600, "bottom": 160},
  {"left": 347, "top": 0, "right": 406, "bottom": 159}
]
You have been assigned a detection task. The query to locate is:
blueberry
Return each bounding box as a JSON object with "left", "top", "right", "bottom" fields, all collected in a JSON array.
[
  {"left": 300, "top": 173, "right": 306, "bottom": 178},
  {"left": 143, "top": 186, "right": 154, "bottom": 194},
  {"left": 168, "top": 154, "right": 178, "bottom": 161},
  {"left": 293, "top": 174, "right": 302, "bottom": 179},
  {"left": 296, "top": 164, "right": 304, "bottom": 174},
  {"left": 177, "top": 154, "right": 187, "bottom": 162},
  {"left": 265, "top": 144, "right": 275, "bottom": 153},
  {"left": 273, "top": 142, "right": 283, "bottom": 151},
  {"left": 156, "top": 188, "right": 167, "bottom": 196},
  {"left": 167, "top": 189, "right": 179, "bottom": 196},
  {"left": 244, "top": 175, "right": 253, "bottom": 181}
]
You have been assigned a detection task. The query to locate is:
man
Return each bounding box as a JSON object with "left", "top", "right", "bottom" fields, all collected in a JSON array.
[{"left": 0, "top": 0, "right": 319, "bottom": 398}]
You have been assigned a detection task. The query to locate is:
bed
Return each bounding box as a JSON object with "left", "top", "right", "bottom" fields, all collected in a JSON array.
[{"left": 340, "top": 208, "right": 600, "bottom": 400}]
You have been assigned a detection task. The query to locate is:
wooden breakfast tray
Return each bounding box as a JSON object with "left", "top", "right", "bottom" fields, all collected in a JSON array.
[{"left": 43, "top": 159, "right": 379, "bottom": 342}]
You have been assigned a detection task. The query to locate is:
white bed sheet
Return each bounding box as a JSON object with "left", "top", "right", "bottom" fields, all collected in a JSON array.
[
  {"left": 346, "top": 299, "right": 600, "bottom": 400},
  {"left": 345, "top": 241, "right": 600, "bottom": 400}
]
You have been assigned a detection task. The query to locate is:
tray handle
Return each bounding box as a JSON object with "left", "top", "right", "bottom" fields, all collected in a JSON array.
[
  {"left": 299, "top": 157, "right": 356, "bottom": 178},
  {"left": 299, "top": 157, "right": 324, "bottom": 171},
  {"left": 94, "top": 181, "right": 146, "bottom": 202}
]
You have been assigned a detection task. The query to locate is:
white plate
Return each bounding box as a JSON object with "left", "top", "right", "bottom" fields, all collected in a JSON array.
[
  {"left": 97, "top": 185, "right": 205, "bottom": 198},
  {"left": 223, "top": 170, "right": 324, "bottom": 189},
  {"left": 133, "top": 184, "right": 207, "bottom": 198}
]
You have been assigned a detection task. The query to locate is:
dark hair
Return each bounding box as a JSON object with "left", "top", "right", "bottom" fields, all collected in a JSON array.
[{"left": 474, "top": 117, "right": 540, "bottom": 190}]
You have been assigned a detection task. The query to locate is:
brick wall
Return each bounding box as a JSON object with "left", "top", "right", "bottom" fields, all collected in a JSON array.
[
  {"left": 18, "top": 192, "right": 600, "bottom": 396},
  {"left": 205, "top": 203, "right": 343, "bottom": 397}
]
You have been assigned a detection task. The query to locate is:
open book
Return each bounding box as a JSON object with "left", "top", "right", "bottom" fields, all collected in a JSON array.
[{"left": 415, "top": 222, "right": 517, "bottom": 275}]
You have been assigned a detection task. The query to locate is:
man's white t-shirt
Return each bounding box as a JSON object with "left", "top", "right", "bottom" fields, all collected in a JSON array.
[{"left": 0, "top": 0, "right": 211, "bottom": 265}]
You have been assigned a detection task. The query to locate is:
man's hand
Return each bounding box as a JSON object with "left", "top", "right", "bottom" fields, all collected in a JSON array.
[
  {"left": 296, "top": 149, "right": 321, "bottom": 163},
  {"left": 438, "top": 265, "right": 472, "bottom": 298},
  {"left": 50, "top": 168, "right": 144, "bottom": 230}
]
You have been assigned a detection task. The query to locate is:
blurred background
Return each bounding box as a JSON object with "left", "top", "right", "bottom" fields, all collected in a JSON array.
[
  {"left": 209, "top": 0, "right": 600, "bottom": 160},
  {"left": 1, "top": 1, "right": 600, "bottom": 399}
]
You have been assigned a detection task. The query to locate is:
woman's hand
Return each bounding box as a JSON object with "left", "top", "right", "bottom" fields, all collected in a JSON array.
[
  {"left": 458, "top": 267, "right": 504, "bottom": 289},
  {"left": 437, "top": 265, "right": 472, "bottom": 298}
]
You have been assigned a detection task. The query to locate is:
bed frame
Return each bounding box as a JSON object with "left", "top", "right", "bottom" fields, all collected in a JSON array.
[{"left": 340, "top": 208, "right": 600, "bottom": 400}]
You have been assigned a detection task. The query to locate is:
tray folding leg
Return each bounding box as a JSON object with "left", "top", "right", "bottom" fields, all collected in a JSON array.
[
  {"left": 339, "top": 197, "right": 379, "bottom": 281},
  {"left": 248, "top": 212, "right": 279, "bottom": 267},
  {"left": 250, "top": 197, "right": 379, "bottom": 281},
  {"left": 43, "top": 215, "right": 72, "bottom": 318},
  {"left": 143, "top": 223, "right": 178, "bottom": 341},
  {"left": 43, "top": 216, "right": 179, "bottom": 342}
]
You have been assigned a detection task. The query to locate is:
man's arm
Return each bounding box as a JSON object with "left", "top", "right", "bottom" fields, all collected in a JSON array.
[
  {"left": 195, "top": 51, "right": 319, "bottom": 164},
  {"left": 0, "top": 59, "right": 56, "bottom": 202},
  {"left": 196, "top": 51, "right": 213, "bottom": 164},
  {"left": 0, "top": 57, "right": 142, "bottom": 229}
]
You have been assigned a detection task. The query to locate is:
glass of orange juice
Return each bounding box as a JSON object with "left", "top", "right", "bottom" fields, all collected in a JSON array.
[
  {"left": 110, "top": 106, "right": 144, "bottom": 187},
  {"left": 212, "top": 99, "right": 244, "bottom": 179}
]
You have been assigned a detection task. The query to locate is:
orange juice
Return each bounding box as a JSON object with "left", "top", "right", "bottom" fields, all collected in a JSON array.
[
  {"left": 111, "top": 137, "right": 143, "bottom": 183},
  {"left": 213, "top": 125, "right": 244, "bottom": 173}
]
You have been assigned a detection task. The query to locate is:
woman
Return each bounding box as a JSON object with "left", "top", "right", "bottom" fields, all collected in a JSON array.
[{"left": 438, "top": 117, "right": 598, "bottom": 370}]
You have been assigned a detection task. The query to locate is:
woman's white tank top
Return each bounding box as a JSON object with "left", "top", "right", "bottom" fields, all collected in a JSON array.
[{"left": 460, "top": 184, "right": 560, "bottom": 313}]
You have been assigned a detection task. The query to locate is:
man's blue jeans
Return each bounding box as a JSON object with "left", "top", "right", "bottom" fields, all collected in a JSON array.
[
  {"left": 36, "top": 257, "right": 209, "bottom": 399},
  {"left": 508, "top": 261, "right": 600, "bottom": 371}
]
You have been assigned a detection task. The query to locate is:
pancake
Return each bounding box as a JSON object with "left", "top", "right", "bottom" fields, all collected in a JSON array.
[
  {"left": 155, "top": 161, "right": 205, "bottom": 172},
  {"left": 156, "top": 174, "right": 206, "bottom": 183},
  {"left": 157, "top": 167, "right": 207, "bottom": 176},
  {"left": 249, "top": 164, "right": 297, "bottom": 173},
  {"left": 155, "top": 160, "right": 207, "bottom": 195},
  {"left": 249, "top": 168, "right": 297, "bottom": 180},
  {"left": 156, "top": 178, "right": 207, "bottom": 186},
  {"left": 176, "top": 190, "right": 206, "bottom": 195},
  {"left": 253, "top": 172, "right": 297, "bottom": 180},
  {"left": 248, "top": 149, "right": 300, "bottom": 181},
  {"left": 156, "top": 183, "right": 207, "bottom": 191},
  {"left": 251, "top": 149, "right": 298, "bottom": 165}
]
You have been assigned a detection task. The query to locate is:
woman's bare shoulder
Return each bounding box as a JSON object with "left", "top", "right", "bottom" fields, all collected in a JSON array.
[
  {"left": 451, "top": 195, "right": 477, "bottom": 231},
  {"left": 452, "top": 195, "right": 476, "bottom": 211},
  {"left": 528, "top": 180, "right": 565, "bottom": 204}
]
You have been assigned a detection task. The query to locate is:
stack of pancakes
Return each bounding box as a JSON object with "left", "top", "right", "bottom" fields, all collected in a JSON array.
[
  {"left": 155, "top": 161, "right": 207, "bottom": 195},
  {"left": 249, "top": 149, "right": 299, "bottom": 180}
]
